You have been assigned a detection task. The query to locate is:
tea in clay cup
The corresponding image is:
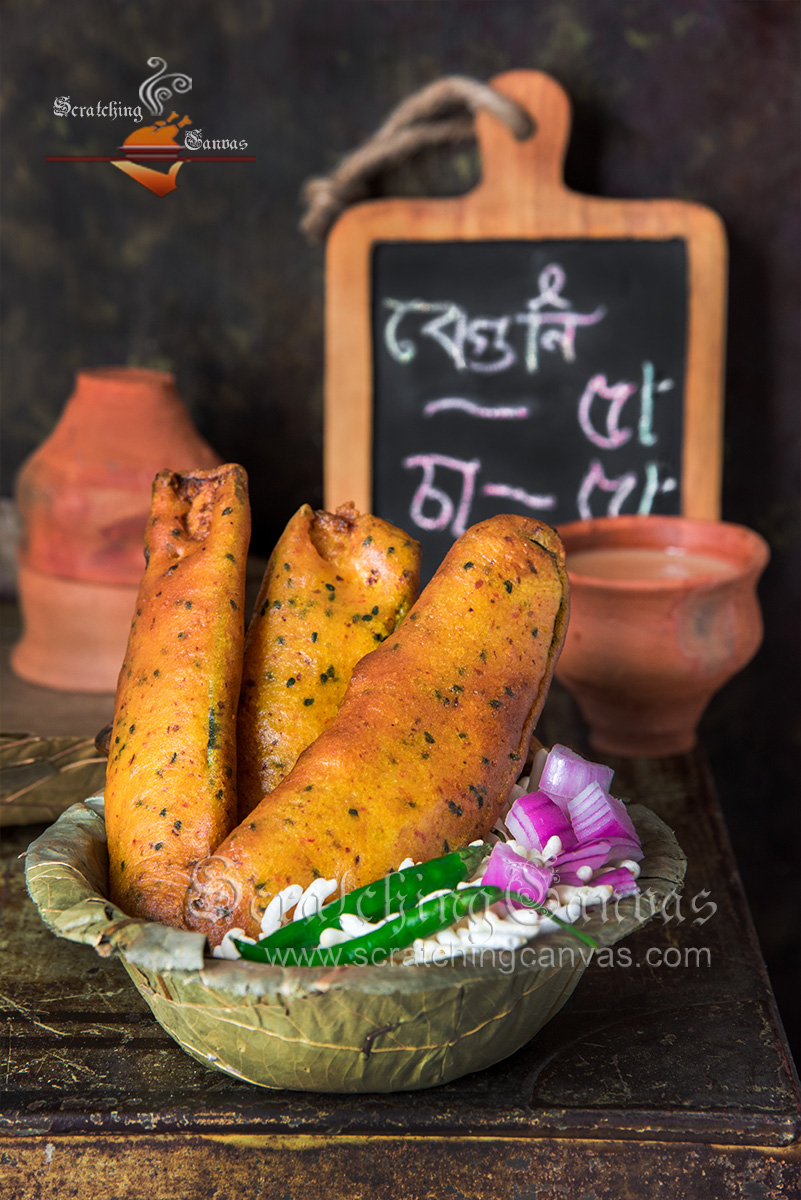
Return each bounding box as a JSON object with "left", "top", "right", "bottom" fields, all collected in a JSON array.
[{"left": 555, "top": 516, "right": 769, "bottom": 757}]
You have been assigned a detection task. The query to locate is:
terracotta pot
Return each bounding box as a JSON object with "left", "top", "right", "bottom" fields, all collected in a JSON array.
[
  {"left": 12, "top": 566, "right": 142, "bottom": 693},
  {"left": 555, "top": 516, "right": 769, "bottom": 757},
  {"left": 12, "top": 367, "right": 222, "bottom": 692},
  {"left": 15, "top": 367, "right": 221, "bottom": 586}
]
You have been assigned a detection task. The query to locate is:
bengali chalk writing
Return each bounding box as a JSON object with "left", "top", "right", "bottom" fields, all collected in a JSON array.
[
  {"left": 384, "top": 264, "right": 605, "bottom": 375},
  {"left": 371, "top": 240, "right": 686, "bottom": 575},
  {"left": 423, "top": 398, "right": 530, "bottom": 420},
  {"left": 384, "top": 263, "right": 677, "bottom": 534}
]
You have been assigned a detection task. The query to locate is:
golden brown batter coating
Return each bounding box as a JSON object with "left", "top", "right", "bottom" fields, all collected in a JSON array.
[
  {"left": 236, "top": 503, "right": 421, "bottom": 819},
  {"left": 184, "top": 514, "right": 569, "bottom": 945},
  {"left": 105, "top": 465, "right": 250, "bottom": 927}
]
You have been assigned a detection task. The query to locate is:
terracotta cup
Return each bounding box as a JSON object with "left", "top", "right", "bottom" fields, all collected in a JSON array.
[
  {"left": 555, "top": 516, "right": 769, "bottom": 757},
  {"left": 12, "top": 367, "right": 222, "bottom": 692}
]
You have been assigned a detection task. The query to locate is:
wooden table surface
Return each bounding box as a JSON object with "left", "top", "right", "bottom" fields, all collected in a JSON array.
[{"left": 1, "top": 609, "right": 799, "bottom": 1198}]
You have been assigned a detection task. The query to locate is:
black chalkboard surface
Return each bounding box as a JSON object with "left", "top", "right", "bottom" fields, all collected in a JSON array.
[{"left": 372, "top": 239, "right": 687, "bottom": 580}]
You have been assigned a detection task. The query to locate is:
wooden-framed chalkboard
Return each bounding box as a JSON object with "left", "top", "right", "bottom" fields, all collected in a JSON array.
[{"left": 324, "top": 71, "right": 727, "bottom": 578}]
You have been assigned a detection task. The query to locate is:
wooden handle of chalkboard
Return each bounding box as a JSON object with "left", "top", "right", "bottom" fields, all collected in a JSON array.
[{"left": 471, "top": 70, "right": 571, "bottom": 210}]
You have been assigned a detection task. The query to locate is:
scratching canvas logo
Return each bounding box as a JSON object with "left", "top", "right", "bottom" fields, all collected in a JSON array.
[{"left": 49, "top": 57, "right": 253, "bottom": 196}]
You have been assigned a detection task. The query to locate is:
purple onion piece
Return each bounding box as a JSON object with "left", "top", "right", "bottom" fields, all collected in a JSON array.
[
  {"left": 481, "top": 843, "right": 554, "bottom": 908},
  {"left": 604, "top": 839, "right": 645, "bottom": 863},
  {"left": 568, "top": 782, "right": 641, "bottom": 849},
  {"left": 505, "top": 790, "right": 578, "bottom": 854},
  {"left": 593, "top": 866, "right": 641, "bottom": 898},
  {"left": 552, "top": 865, "right": 596, "bottom": 887},
  {"left": 554, "top": 838, "right": 614, "bottom": 872},
  {"left": 539, "top": 744, "right": 615, "bottom": 812}
]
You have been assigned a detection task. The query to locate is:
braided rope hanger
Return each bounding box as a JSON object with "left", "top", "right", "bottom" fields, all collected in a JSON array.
[{"left": 300, "top": 75, "right": 534, "bottom": 243}]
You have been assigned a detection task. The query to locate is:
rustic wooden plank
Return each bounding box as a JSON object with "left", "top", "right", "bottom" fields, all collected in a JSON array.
[{"left": 1, "top": 1133, "right": 799, "bottom": 1200}]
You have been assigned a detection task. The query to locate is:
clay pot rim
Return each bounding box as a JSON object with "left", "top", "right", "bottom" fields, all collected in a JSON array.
[
  {"left": 556, "top": 515, "right": 770, "bottom": 593},
  {"left": 76, "top": 366, "right": 177, "bottom": 389}
]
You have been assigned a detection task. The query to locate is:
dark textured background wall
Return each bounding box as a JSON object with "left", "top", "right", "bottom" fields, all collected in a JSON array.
[{"left": 2, "top": 0, "right": 799, "bottom": 1059}]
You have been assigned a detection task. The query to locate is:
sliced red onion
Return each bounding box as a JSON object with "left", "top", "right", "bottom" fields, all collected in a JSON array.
[
  {"left": 553, "top": 838, "right": 613, "bottom": 873},
  {"left": 553, "top": 863, "right": 596, "bottom": 886},
  {"left": 606, "top": 839, "right": 644, "bottom": 863},
  {"left": 593, "top": 866, "right": 641, "bottom": 898},
  {"left": 556, "top": 834, "right": 644, "bottom": 874},
  {"left": 481, "top": 843, "right": 553, "bottom": 907},
  {"left": 505, "top": 790, "right": 578, "bottom": 854},
  {"left": 539, "top": 744, "right": 614, "bottom": 811},
  {"left": 568, "top": 782, "right": 641, "bottom": 849}
]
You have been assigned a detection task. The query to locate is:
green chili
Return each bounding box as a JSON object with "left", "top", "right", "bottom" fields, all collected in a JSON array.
[
  {"left": 235, "top": 884, "right": 504, "bottom": 966},
  {"left": 252, "top": 843, "right": 491, "bottom": 952}
]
